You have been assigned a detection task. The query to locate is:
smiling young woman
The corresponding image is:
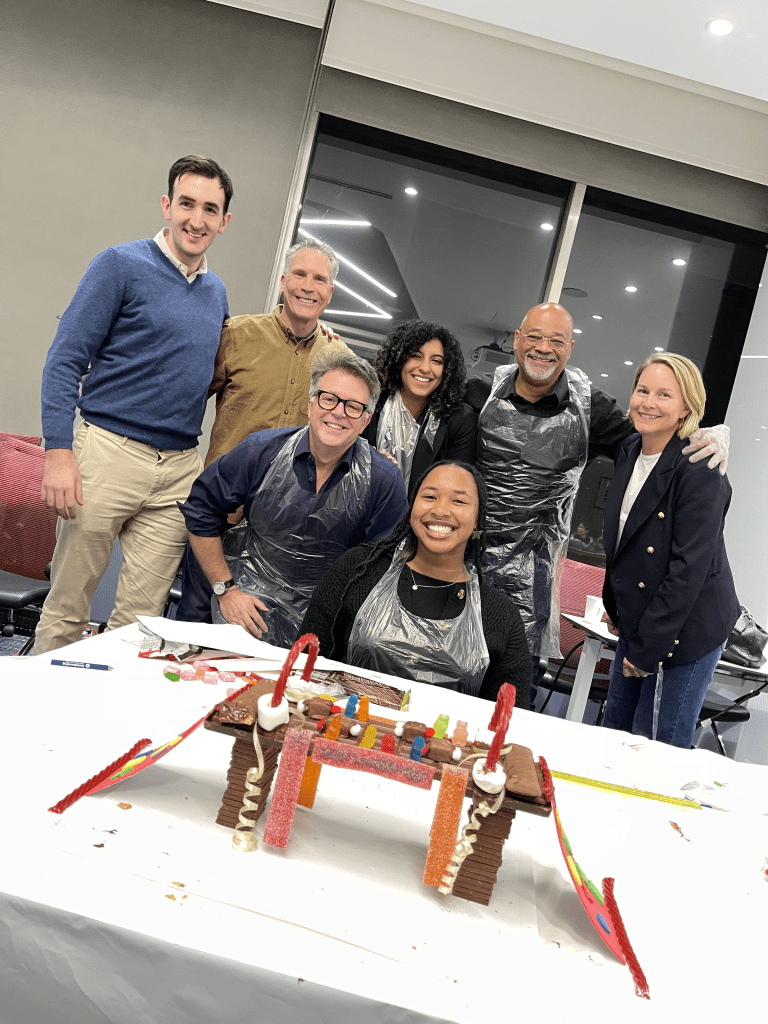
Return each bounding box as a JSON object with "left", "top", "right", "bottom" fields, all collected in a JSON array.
[
  {"left": 362, "top": 320, "right": 477, "bottom": 498},
  {"left": 299, "top": 461, "right": 531, "bottom": 706}
]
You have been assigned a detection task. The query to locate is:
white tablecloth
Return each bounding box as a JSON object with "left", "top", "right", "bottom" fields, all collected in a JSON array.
[{"left": 2, "top": 625, "right": 768, "bottom": 1023}]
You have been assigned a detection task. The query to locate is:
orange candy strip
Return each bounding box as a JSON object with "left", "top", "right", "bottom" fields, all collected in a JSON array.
[
  {"left": 298, "top": 715, "right": 341, "bottom": 809},
  {"left": 423, "top": 765, "right": 468, "bottom": 887}
]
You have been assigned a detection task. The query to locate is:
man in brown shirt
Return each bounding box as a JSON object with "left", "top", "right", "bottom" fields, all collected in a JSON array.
[{"left": 205, "top": 237, "right": 351, "bottom": 467}]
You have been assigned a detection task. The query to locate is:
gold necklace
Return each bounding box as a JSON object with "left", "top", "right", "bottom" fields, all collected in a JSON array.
[{"left": 408, "top": 565, "right": 465, "bottom": 592}]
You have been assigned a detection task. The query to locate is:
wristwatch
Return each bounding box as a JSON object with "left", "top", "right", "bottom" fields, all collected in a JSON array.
[{"left": 212, "top": 578, "right": 237, "bottom": 597}]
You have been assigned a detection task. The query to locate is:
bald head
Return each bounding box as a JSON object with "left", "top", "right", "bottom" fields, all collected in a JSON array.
[
  {"left": 513, "top": 302, "right": 575, "bottom": 395},
  {"left": 519, "top": 303, "right": 573, "bottom": 336}
]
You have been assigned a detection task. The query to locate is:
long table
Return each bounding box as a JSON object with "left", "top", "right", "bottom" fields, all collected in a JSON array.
[{"left": 2, "top": 625, "right": 768, "bottom": 1023}]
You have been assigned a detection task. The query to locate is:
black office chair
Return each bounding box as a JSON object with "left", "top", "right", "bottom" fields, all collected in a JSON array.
[
  {"left": 0, "top": 567, "right": 51, "bottom": 655},
  {"left": 696, "top": 689, "right": 754, "bottom": 757},
  {"left": 536, "top": 640, "right": 613, "bottom": 722}
]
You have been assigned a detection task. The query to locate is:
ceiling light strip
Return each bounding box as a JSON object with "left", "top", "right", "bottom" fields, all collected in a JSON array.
[{"left": 298, "top": 228, "right": 397, "bottom": 298}]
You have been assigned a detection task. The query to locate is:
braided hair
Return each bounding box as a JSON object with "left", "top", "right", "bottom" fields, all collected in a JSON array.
[
  {"left": 374, "top": 319, "right": 467, "bottom": 420},
  {"left": 329, "top": 461, "right": 488, "bottom": 650}
]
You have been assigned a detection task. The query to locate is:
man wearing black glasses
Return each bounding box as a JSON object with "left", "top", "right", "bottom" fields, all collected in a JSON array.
[
  {"left": 468, "top": 302, "right": 729, "bottom": 700},
  {"left": 179, "top": 350, "right": 408, "bottom": 645}
]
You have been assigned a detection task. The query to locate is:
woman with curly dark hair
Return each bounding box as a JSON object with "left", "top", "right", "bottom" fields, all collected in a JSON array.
[
  {"left": 362, "top": 319, "right": 477, "bottom": 498},
  {"left": 299, "top": 461, "right": 531, "bottom": 707}
]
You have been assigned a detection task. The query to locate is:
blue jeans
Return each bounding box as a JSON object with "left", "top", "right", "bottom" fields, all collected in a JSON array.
[{"left": 603, "top": 633, "right": 723, "bottom": 748}]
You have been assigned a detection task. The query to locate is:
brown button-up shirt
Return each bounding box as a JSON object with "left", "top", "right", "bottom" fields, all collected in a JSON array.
[{"left": 205, "top": 307, "right": 352, "bottom": 466}]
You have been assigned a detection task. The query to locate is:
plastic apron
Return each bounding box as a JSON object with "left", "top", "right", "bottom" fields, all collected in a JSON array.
[
  {"left": 477, "top": 365, "right": 591, "bottom": 658},
  {"left": 214, "top": 427, "right": 373, "bottom": 649},
  {"left": 376, "top": 391, "right": 440, "bottom": 488},
  {"left": 346, "top": 546, "right": 490, "bottom": 696}
]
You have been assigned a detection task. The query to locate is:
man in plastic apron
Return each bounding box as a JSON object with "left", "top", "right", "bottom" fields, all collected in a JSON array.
[
  {"left": 478, "top": 363, "right": 589, "bottom": 668},
  {"left": 181, "top": 351, "right": 408, "bottom": 647}
]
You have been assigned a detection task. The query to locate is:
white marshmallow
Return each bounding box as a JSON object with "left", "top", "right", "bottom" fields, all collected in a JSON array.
[
  {"left": 451, "top": 747, "right": 461, "bottom": 762},
  {"left": 257, "top": 692, "right": 290, "bottom": 731},
  {"left": 349, "top": 723, "right": 362, "bottom": 737},
  {"left": 472, "top": 757, "right": 507, "bottom": 794},
  {"left": 394, "top": 722, "right": 404, "bottom": 738}
]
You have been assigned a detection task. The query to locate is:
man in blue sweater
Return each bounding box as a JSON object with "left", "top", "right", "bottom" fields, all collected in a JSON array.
[{"left": 35, "top": 155, "right": 233, "bottom": 653}]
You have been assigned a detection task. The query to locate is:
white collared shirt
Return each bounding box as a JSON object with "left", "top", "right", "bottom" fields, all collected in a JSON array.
[{"left": 153, "top": 229, "right": 208, "bottom": 283}]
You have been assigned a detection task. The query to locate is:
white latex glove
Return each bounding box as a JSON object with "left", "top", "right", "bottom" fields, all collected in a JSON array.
[{"left": 682, "top": 424, "right": 730, "bottom": 475}]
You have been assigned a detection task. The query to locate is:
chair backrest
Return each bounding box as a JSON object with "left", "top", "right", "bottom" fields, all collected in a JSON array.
[
  {"left": 558, "top": 557, "right": 606, "bottom": 660},
  {"left": 0, "top": 433, "right": 58, "bottom": 580}
]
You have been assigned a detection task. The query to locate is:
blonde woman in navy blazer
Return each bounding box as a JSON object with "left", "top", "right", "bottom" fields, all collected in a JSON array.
[{"left": 601, "top": 353, "right": 740, "bottom": 748}]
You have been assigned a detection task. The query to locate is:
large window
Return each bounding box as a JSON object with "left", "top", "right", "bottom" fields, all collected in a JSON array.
[
  {"left": 294, "top": 116, "right": 767, "bottom": 563},
  {"left": 297, "top": 117, "right": 569, "bottom": 367}
]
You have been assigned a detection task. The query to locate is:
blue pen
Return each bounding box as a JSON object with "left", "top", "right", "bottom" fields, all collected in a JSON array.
[{"left": 51, "top": 659, "right": 113, "bottom": 672}]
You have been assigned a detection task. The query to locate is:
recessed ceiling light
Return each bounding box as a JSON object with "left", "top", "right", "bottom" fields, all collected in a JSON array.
[
  {"left": 573, "top": 328, "right": 582, "bottom": 334},
  {"left": 540, "top": 222, "right": 554, "bottom": 231},
  {"left": 706, "top": 19, "right": 733, "bottom": 37},
  {"left": 624, "top": 360, "right": 633, "bottom": 366},
  {"left": 624, "top": 285, "right": 638, "bottom": 293},
  {"left": 592, "top": 314, "right": 603, "bottom": 320},
  {"left": 654, "top": 346, "right": 664, "bottom": 352},
  {"left": 404, "top": 187, "right": 418, "bottom": 196},
  {"left": 672, "top": 258, "right": 687, "bottom": 267},
  {"left": 600, "top": 373, "right": 608, "bottom": 378}
]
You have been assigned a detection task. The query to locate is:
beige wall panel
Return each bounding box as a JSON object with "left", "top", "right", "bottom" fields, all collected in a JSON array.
[
  {"left": 323, "top": 0, "right": 768, "bottom": 187},
  {"left": 317, "top": 69, "right": 768, "bottom": 231},
  {"left": 2, "top": 0, "right": 319, "bottom": 439}
]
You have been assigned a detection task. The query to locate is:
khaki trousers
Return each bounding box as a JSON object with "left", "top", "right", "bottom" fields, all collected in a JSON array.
[{"left": 35, "top": 423, "right": 202, "bottom": 654}]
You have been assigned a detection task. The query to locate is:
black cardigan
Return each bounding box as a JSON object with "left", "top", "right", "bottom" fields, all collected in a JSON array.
[
  {"left": 299, "top": 545, "right": 531, "bottom": 708},
  {"left": 363, "top": 401, "right": 478, "bottom": 498}
]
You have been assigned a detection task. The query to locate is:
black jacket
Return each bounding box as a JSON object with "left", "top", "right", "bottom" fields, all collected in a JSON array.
[
  {"left": 363, "top": 401, "right": 478, "bottom": 498},
  {"left": 299, "top": 544, "right": 531, "bottom": 708},
  {"left": 602, "top": 433, "right": 740, "bottom": 673}
]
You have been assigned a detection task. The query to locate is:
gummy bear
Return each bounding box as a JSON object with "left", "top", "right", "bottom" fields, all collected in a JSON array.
[
  {"left": 360, "top": 725, "right": 377, "bottom": 749},
  {"left": 344, "top": 694, "right": 359, "bottom": 718},
  {"left": 451, "top": 721, "right": 468, "bottom": 746},
  {"left": 433, "top": 714, "right": 450, "bottom": 740},
  {"left": 409, "top": 736, "right": 426, "bottom": 762}
]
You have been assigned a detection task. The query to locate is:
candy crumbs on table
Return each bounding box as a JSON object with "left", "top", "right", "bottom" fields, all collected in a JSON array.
[
  {"left": 360, "top": 725, "right": 377, "bottom": 749},
  {"left": 424, "top": 766, "right": 468, "bottom": 887},
  {"left": 311, "top": 738, "right": 436, "bottom": 789},
  {"left": 263, "top": 729, "right": 313, "bottom": 849},
  {"left": 358, "top": 695, "right": 370, "bottom": 722}
]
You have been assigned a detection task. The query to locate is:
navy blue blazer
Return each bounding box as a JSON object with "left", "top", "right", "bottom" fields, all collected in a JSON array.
[{"left": 602, "top": 433, "right": 739, "bottom": 674}]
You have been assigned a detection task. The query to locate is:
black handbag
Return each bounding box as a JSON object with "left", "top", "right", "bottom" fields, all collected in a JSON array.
[{"left": 721, "top": 606, "right": 768, "bottom": 669}]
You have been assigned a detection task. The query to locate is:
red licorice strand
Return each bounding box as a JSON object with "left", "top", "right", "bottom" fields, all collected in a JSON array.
[
  {"left": 271, "top": 633, "right": 320, "bottom": 707},
  {"left": 48, "top": 737, "right": 152, "bottom": 814},
  {"left": 485, "top": 683, "right": 516, "bottom": 772},
  {"left": 602, "top": 877, "right": 650, "bottom": 999},
  {"left": 487, "top": 682, "right": 515, "bottom": 732},
  {"left": 539, "top": 755, "right": 555, "bottom": 803}
]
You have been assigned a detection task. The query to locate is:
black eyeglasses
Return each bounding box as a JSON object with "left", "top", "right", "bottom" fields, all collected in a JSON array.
[{"left": 314, "top": 390, "right": 368, "bottom": 420}]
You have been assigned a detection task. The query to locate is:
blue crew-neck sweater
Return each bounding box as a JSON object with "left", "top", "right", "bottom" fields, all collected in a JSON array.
[{"left": 42, "top": 238, "right": 228, "bottom": 451}]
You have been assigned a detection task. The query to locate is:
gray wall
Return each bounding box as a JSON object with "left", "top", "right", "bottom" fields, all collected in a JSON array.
[{"left": 2, "top": 0, "right": 319, "bottom": 438}]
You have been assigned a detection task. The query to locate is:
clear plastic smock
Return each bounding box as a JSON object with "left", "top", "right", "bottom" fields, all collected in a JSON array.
[
  {"left": 346, "top": 546, "right": 490, "bottom": 695},
  {"left": 477, "top": 365, "right": 591, "bottom": 658},
  {"left": 213, "top": 427, "right": 373, "bottom": 649},
  {"left": 375, "top": 391, "right": 440, "bottom": 487}
]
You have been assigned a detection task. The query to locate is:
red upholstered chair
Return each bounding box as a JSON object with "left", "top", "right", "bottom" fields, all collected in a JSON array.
[{"left": 0, "top": 434, "right": 58, "bottom": 653}]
